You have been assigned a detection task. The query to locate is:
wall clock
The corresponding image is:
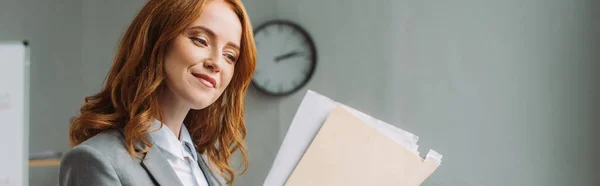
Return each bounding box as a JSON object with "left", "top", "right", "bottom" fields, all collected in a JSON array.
[{"left": 252, "top": 20, "right": 317, "bottom": 96}]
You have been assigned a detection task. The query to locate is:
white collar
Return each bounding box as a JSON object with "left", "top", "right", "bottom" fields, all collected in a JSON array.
[{"left": 148, "top": 120, "right": 198, "bottom": 161}]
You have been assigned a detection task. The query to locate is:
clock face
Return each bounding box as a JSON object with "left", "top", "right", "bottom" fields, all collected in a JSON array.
[{"left": 252, "top": 20, "right": 317, "bottom": 96}]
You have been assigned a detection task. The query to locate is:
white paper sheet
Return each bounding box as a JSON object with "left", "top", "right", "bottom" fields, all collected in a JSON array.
[
  {"left": 339, "top": 104, "right": 419, "bottom": 152},
  {"left": 263, "top": 90, "right": 423, "bottom": 186}
]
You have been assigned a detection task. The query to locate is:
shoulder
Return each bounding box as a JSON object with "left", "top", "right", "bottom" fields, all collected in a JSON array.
[
  {"left": 59, "top": 130, "right": 125, "bottom": 185},
  {"left": 62, "top": 129, "right": 130, "bottom": 165},
  {"left": 61, "top": 143, "right": 110, "bottom": 167},
  {"left": 79, "top": 129, "right": 125, "bottom": 150}
]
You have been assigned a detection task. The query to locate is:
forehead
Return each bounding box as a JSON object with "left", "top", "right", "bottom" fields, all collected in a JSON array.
[{"left": 190, "top": 1, "right": 242, "bottom": 46}]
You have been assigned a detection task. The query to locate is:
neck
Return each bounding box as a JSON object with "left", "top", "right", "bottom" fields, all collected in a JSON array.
[{"left": 157, "top": 89, "right": 190, "bottom": 139}]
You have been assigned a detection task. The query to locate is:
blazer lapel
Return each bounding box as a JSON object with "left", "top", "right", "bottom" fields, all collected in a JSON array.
[
  {"left": 140, "top": 145, "right": 184, "bottom": 186},
  {"left": 117, "top": 128, "right": 183, "bottom": 186},
  {"left": 198, "top": 155, "right": 223, "bottom": 186},
  {"left": 118, "top": 128, "right": 221, "bottom": 186}
]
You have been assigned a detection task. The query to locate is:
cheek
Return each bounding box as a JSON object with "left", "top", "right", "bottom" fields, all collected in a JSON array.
[
  {"left": 163, "top": 57, "right": 184, "bottom": 86},
  {"left": 220, "top": 65, "right": 235, "bottom": 89},
  {"left": 165, "top": 39, "right": 203, "bottom": 70},
  {"left": 163, "top": 44, "right": 196, "bottom": 91}
]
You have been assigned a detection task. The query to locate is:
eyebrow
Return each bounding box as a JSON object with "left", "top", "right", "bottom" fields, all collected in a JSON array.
[{"left": 188, "top": 26, "right": 241, "bottom": 51}]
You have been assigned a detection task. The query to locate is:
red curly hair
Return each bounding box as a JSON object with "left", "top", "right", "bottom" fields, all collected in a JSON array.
[{"left": 68, "top": 0, "right": 256, "bottom": 185}]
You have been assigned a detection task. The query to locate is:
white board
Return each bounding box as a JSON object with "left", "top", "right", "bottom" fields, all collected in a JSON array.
[{"left": 0, "top": 41, "right": 29, "bottom": 186}]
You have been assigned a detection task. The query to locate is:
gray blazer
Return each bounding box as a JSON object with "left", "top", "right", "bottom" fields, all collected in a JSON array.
[{"left": 58, "top": 129, "right": 225, "bottom": 186}]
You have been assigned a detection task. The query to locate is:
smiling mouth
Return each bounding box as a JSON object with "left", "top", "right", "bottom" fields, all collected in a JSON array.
[{"left": 192, "top": 73, "right": 216, "bottom": 88}]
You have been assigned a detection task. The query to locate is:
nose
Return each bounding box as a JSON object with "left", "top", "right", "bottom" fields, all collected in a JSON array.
[{"left": 204, "top": 50, "right": 222, "bottom": 73}]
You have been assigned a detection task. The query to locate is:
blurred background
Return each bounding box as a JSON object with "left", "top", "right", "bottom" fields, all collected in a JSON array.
[{"left": 1, "top": 0, "right": 600, "bottom": 185}]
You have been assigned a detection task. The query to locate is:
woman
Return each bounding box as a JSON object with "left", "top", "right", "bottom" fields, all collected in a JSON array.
[{"left": 58, "top": 0, "right": 255, "bottom": 185}]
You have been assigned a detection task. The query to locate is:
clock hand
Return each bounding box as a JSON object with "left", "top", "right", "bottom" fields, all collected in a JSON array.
[{"left": 274, "top": 50, "right": 301, "bottom": 63}]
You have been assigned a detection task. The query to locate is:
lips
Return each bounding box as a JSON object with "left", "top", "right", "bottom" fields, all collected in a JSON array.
[{"left": 192, "top": 73, "right": 217, "bottom": 88}]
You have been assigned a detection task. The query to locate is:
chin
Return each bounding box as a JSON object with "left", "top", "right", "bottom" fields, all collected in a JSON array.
[
  {"left": 188, "top": 95, "right": 219, "bottom": 110},
  {"left": 189, "top": 101, "right": 212, "bottom": 110},
  {"left": 185, "top": 86, "right": 222, "bottom": 110}
]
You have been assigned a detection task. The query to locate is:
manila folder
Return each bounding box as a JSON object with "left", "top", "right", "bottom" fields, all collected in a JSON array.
[{"left": 284, "top": 105, "right": 433, "bottom": 186}]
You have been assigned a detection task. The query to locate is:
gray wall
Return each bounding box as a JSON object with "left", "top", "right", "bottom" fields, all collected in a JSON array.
[
  {"left": 243, "top": 0, "right": 600, "bottom": 186},
  {"left": 1, "top": 0, "right": 598, "bottom": 185},
  {"left": 0, "top": 0, "right": 83, "bottom": 185},
  {"left": 81, "top": 0, "right": 147, "bottom": 96}
]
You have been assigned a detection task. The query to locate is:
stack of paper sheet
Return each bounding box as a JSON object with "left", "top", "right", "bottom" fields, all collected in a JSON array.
[{"left": 263, "top": 90, "right": 442, "bottom": 186}]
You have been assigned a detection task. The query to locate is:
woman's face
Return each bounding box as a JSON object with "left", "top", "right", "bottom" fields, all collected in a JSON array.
[{"left": 163, "top": 0, "right": 242, "bottom": 110}]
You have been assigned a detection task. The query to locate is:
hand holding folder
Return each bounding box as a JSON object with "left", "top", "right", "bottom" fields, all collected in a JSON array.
[{"left": 263, "top": 90, "right": 443, "bottom": 186}]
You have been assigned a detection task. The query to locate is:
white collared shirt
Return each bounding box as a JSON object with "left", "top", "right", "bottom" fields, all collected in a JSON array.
[{"left": 149, "top": 120, "right": 209, "bottom": 186}]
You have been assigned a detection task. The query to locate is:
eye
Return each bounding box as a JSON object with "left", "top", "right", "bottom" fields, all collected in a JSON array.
[
  {"left": 224, "top": 53, "right": 237, "bottom": 62},
  {"left": 191, "top": 37, "right": 208, "bottom": 47}
]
